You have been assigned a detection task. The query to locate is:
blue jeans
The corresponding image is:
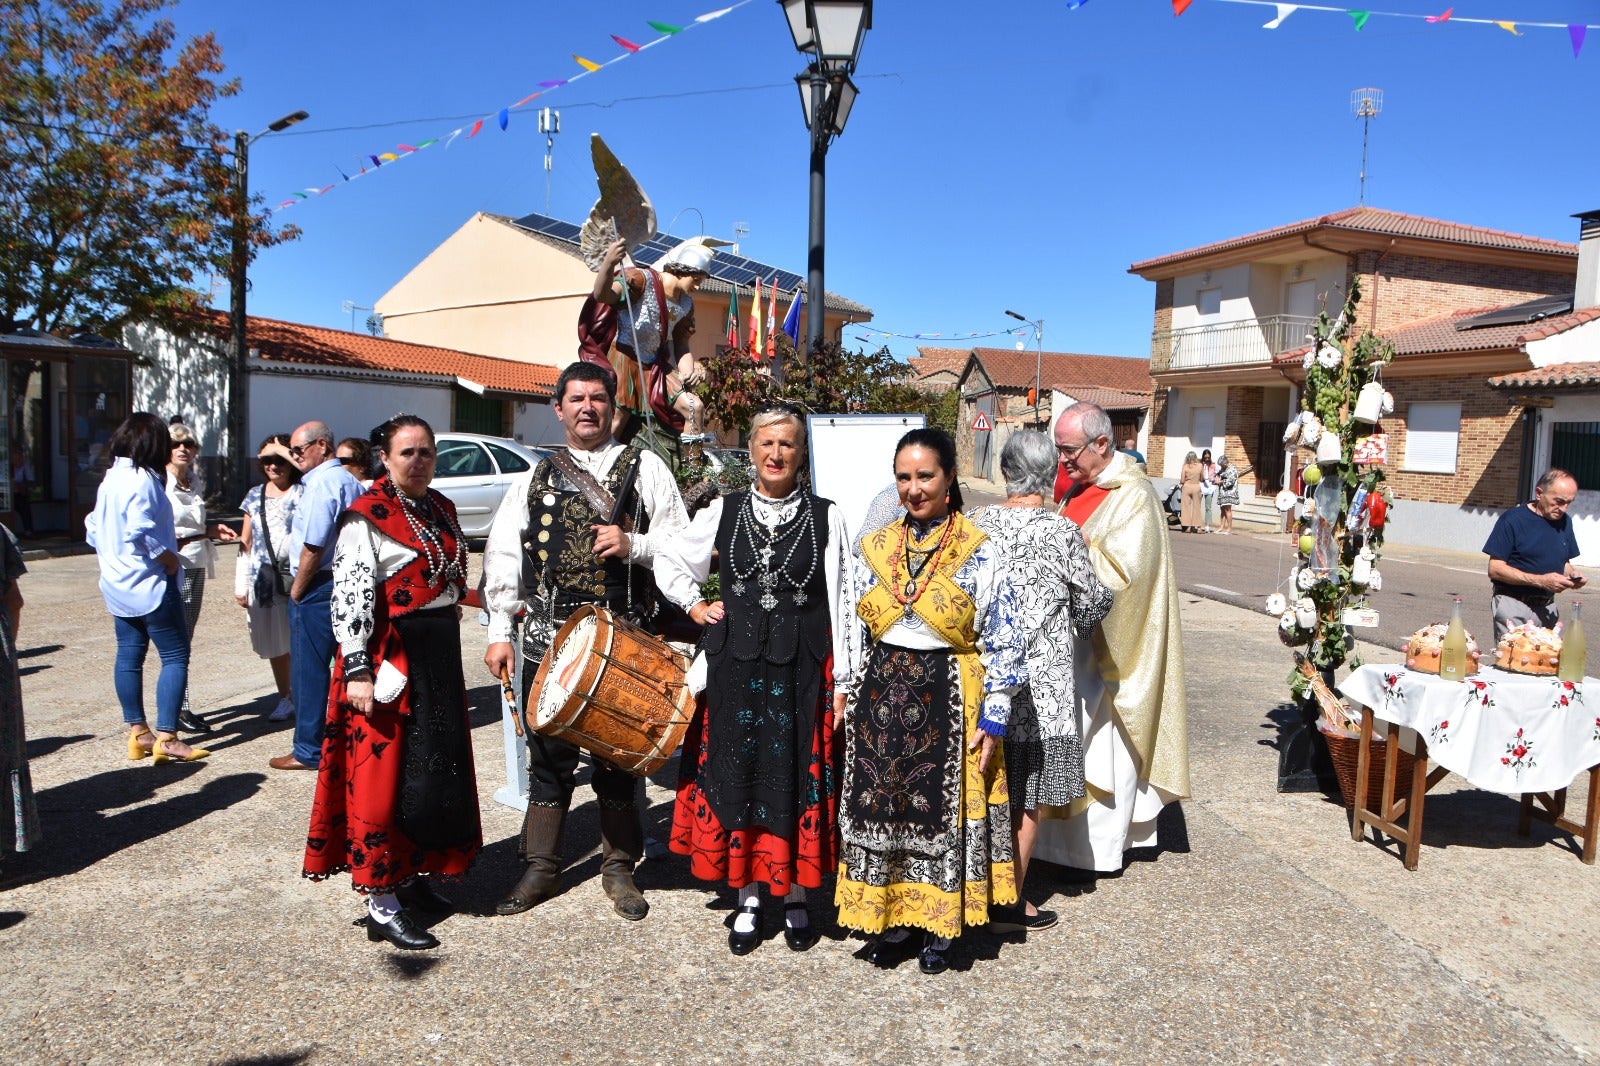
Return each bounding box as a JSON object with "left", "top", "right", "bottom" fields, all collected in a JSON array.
[
  {"left": 288, "top": 571, "right": 335, "bottom": 767},
  {"left": 113, "top": 574, "right": 190, "bottom": 734}
]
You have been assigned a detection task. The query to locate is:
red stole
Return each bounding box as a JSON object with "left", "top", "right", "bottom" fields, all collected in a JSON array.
[{"left": 1059, "top": 482, "right": 1111, "bottom": 528}]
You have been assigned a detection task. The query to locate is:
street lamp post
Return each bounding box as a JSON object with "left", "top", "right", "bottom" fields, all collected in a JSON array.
[
  {"left": 228, "top": 109, "right": 307, "bottom": 503},
  {"left": 781, "top": 1, "right": 870, "bottom": 372},
  {"left": 1005, "top": 309, "right": 1045, "bottom": 426}
]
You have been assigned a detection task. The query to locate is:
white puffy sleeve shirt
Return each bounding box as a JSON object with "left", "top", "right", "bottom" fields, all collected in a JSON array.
[{"left": 330, "top": 514, "right": 461, "bottom": 661}]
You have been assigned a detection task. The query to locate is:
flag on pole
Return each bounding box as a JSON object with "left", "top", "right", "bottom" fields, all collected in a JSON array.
[
  {"left": 765, "top": 281, "right": 779, "bottom": 360},
  {"left": 725, "top": 282, "right": 740, "bottom": 350},
  {"left": 748, "top": 276, "right": 764, "bottom": 361},
  {"left": 782, "top": 287, "right": 804, "bottom": 343}
]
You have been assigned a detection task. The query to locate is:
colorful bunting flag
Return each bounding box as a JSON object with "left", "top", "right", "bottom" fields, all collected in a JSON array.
[
  {"left": 1263, "top": 5, "right": 1296, "bottom": 29},
  {"left": 574, "top": 55, "right": 601, "bottom": 73},
  {"left": 468, "top": 119, "right": 484, "bottom": 139},
  {"left": 397, "top": 143, "right": 418, "bottom": 153},
  {"left": 1572, "top": 24, "right": 1587, "bottom": 57},
  {"left": 1348, "top": 10, "right": 1370, "bottom": 31},
  {"left": 611, "top": 35, "right": 642, "bottom": 52},
  {"left": 1496, "top": 21, "right": 1521, "bottom": 35},
  {"left": 497, "top": 108, "right": 509, "bottom": 130},
  {"left": 1173, "top": 0, "right": 1193, "bottom": 14},
  {"left": 648, "top": 21, "right": 683, "bottom": 33},
  {"left": 1425, "top": 7, "right": 1451, "bottom": 23}
]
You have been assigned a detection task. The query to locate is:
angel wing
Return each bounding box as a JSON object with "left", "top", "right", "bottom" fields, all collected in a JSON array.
[{"left": 579, "top": 134, "right": 656, "bottom": 271}]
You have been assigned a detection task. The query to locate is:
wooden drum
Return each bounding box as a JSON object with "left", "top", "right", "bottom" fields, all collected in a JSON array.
[{"left": 527, "top": 605, "right": 693, "bottom": 776}]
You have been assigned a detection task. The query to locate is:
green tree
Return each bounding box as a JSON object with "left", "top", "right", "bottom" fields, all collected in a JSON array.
[{"left": 0, "top": 0, "right": 295, "bottom": 334}]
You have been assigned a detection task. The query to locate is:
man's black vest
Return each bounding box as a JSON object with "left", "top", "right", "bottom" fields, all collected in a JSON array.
[{"left": 522, "top": 447, "right": 653, "bottom": 619}]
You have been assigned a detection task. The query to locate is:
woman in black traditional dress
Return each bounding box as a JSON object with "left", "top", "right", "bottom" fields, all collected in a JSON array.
[
  {"left": 301, "top": 415, "right": 481, "bottom": 951},
  {"left": 658, "top": 405, "right": 855, "bottom": 955}
]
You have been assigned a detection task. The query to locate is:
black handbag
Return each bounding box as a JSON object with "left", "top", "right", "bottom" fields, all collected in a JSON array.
[{"left": 252, "top": 490, "right": 290, "bottom": 604}]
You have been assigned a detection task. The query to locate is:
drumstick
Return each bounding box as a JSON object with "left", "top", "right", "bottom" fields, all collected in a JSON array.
[{"left": 501, "top": 668, "right": 523, "bottom": 737}]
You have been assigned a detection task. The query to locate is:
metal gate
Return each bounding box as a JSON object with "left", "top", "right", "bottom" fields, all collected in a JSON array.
[{"left": 1257, "top": 421, "right": 1287, "bottom": 491}]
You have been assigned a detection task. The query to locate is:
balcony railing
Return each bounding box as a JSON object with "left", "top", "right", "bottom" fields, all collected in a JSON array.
[{"left": 1150, "top": 314, "right": 1316, "bottom": 374}]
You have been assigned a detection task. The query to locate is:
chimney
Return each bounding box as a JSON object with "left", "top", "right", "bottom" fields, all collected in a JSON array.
[{"left": 1576, "top": 210, "right": 1600, "bottom": 311}]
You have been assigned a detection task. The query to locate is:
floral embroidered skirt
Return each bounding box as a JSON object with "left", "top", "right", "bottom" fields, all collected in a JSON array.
[
  {"left": 834, "top": 644, "right": 1016, "bottom": 939},
  {"left": 670, "top": 653, "right": 839, "bottom": 894},
  {"left": 303, "top": 607, "right": 481, "bottom": 894}
]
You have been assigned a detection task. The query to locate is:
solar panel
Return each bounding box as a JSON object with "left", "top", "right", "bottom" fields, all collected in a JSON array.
[{"left": 1456, "top": 294, "right": 1573, "bottom": 331}]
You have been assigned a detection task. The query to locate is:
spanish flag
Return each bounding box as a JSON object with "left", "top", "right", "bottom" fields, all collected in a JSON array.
[{"left": 748, "top": 276, "right": 764, "bottom": 361}]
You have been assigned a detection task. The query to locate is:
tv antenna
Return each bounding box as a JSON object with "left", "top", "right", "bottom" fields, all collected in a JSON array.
[
  {"left": 341, "top": 300, "right": 373, "bottom": 332},
  {"left": 538, "top": 108, "right": 560, "bottom": 215},
  {"left": 1351, "top": 87, "right": 1383, "bottom": 205},
  {"left": 732, "top": 221, "right": 749, "bottom": 255}
]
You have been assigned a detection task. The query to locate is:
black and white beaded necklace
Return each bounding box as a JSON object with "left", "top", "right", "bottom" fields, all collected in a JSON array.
[
  {"left": 397, "top": 489, "right": 468, "bottom": 585},
  {"left": 727, "top": 489, "right": 818, "bottom": 610}
]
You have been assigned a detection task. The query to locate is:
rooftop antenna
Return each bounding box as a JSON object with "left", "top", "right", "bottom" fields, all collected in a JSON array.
[
  {"left": 538, "top": 108, "right": 560, "bottom": 215},
  {"left": 1351, "top": 87, "right": 1383, "bottom": 205},
  {"left": 341, "top": 300, "right": 373, "bottom": 332},
  {"left": 732, "top": 221, "right": 749, "bottom": 255}
]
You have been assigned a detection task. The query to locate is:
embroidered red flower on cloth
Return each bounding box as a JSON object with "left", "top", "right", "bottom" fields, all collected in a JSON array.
[{"left": 1501, "top": 727, "right": 1538, "bottom": 772}]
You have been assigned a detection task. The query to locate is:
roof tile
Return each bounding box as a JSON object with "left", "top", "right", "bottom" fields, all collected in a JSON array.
[
  {"left": 1273, "top": 304, "right": 1600, "bottom": 363},
  {"left": 969, "top": 348, "right": 1152, "bottom": 393},
  {"left": 1489, "top": 361, "right": 1600, "bottom": 390}
]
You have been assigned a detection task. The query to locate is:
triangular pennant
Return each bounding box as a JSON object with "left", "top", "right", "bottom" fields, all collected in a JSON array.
[
  {"left": 611, "top": 34, "right": 642, "bottom": 52},
  {"left": 1495, "top": 21, "right": 1521, "bottom": 36},
  {"left": 1263, "top": 4, "right": 1296, "bottom": 29},
  {"left": 378, "top": 153, "right": 399, "bottom": 162},
  {"left": 1172, "top": 0, "right": 1192, "bottom": 14},
  {"left": 694, "top": 6, "right": 733, "bottom": 20},
  {"left": 443, "top": 128, "right": 463, "bottom": 149},
  {"left": 468, "top": 119, "right": 484, "bottom": 138},
  {"left": 1571, "top": 24, "right": 1587, "bottom": 57},
  {"left": 415, "top": 138, "right": 437, "bottom": 149},
  {"left": 647, "top": 20, "right": 683, "bottom": 33},
  {"left": 497, "top": 107, "right": 510, "bottom": 130},
  {"left": 539, "top": 79, "right": 568, "bottom": 88},
  {"left": 574, "top": 55, "right": 601, "bottom": 72},
  {"left": 336, "top": 165, "right": 351, "bottom": 182},
  {"left": 515, "top": 93, "right": 541, "bottom": 107},
  {"left": 1066, "top": 0, "right": 1089, "bottom": 8},
  {"left": 397, "top": 143, "right": 418, "bottom": 153},
  {"left": 1348, "top": 10, "right": 1370, "bottom": 31},
  {"left": 318, "top": 184, "right": 334, "bottom": 195},
  {"left": 369, "top": 155, "right": 383, "bottom": 167},
  {"left": 1424, "top": 7, "right": 1451, "bottom": 22}
]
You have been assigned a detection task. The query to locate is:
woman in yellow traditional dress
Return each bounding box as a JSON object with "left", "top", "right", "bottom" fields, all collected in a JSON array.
[{"left": 833, "top": 428, "right": 1027, "bottom": 975}]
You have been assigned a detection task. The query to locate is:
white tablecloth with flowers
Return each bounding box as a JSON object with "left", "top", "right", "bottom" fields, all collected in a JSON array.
[{"left": 1339, "top": 664, "right": 1600, "bottom": 795}]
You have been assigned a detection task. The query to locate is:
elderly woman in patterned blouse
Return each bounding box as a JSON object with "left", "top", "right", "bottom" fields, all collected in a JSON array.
[{"left": 971, "top": 430, "right": 1111, "bottom": 932}]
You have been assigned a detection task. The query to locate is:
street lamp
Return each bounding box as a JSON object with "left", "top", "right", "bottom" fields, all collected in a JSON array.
[
  {"left": 1005, "top": 309, "right": 1045, "bottom": 426},
  {"left": 228, "top": 109, "right": 307, "bottom": 502},
  {"left": 780, "top": 0, "right": 871, "bottom": 369}
]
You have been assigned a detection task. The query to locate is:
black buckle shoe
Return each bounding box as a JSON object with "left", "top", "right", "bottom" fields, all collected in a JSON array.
[
  {"left": 865, "top": 929, "right": 913, "bottom": 967},
  {"left": 782, "top": 902, "right": 818, "bottom": 952},
  {"left": 365, "top": 909, "right": 439, "bottom": 951},
  {"left": 918, "top": 935, "right": 951, "bottom": 975},
  {"left": 176, "top": 710, "right": 213, "bottom": 734},
  {"left": 728, "top": 904, "right": 763, "bottom": 956}
]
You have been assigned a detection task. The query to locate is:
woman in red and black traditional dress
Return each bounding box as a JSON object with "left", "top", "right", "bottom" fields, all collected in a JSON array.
[
  {"left": 656, "top": 405, "right": 856, "bottom": 956},
  {"left": 302, "top": 415, "right": 481, "bottom": 951}
]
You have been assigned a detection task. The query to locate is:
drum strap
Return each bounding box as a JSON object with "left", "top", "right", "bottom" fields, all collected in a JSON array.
[{"left": 546, "top": 449, "right": 617, "bottom": 517}]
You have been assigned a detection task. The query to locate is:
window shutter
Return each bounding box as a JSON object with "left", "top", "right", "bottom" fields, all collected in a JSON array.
[{"left": 1403, "top": 402, "right": 1460, "bottom": 474}]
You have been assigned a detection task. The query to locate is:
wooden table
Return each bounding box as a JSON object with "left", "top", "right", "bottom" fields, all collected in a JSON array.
[{"left": 1339, "top": 664, "right": 1600, "bottom": 870}]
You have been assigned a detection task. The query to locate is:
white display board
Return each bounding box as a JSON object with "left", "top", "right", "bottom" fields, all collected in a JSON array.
[{"left": 807, "top": 413, "right": 925, "bottom": 544}]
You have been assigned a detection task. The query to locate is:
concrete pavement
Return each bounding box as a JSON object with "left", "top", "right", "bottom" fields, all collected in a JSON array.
[{"left": 1, "top": 548, "right": 1596, "bottom": 1063}]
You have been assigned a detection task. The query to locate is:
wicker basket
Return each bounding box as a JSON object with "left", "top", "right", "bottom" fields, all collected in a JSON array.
[{"left": 1320, "top": 722, "right": 1417, "bottom": 811}]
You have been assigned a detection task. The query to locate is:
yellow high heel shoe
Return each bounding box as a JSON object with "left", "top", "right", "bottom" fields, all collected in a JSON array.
[
  {"left": 151, "top": 731, "right": 211, "bottom": 764},
  {"left": 127, "top": 726, "right": 155, "bottom": 761}
]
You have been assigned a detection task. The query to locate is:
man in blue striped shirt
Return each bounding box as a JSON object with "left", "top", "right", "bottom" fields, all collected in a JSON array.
[{"left": 271, "top": 421, "right": 364, "bottom": 771}]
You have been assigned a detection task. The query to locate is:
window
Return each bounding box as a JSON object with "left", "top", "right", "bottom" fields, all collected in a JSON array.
[
  {"left": 1196, "top": 288, "right": 1222, "bottom": 317},
  {"left": 1403, "top": 402, "right": 1461, "bottom": 474},
  {"left": 435, "top": 440, "right": 493, "bottom": 478},
  {"left": 485, "top": 441, "right": 531, "bottom": 474},
  {"left": 1551, "top": 422, "right": 1600, "bottom": 491}
]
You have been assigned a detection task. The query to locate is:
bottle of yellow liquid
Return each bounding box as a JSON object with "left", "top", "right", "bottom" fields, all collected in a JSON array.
[
  {"left": 1440, "top": 596, "right": 1468, "bottom": 682},
  {"left": 1559, "top": 601, "right": 1586, "bottom": 683}
]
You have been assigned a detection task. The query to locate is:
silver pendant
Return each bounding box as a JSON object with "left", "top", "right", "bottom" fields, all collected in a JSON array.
[
  {"left": 731, "top": 579, "right": 746, "bottom": 597},
  {"left": 793, "top": 590, "right": 807, "bottom": 607},
  {"left": 759, "top": 591, "right": 778, "bottom": 611},
  {"left": 759, "top": 570, "right": 779, "bottom": 590}
]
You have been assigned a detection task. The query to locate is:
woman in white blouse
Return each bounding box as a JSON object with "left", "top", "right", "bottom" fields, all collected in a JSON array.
[
  {"left": 656, "top": 404, "right": 855, "bottom": 957},
  {"left": 234, "top": 435, "right": 303, "bottom": 722},
  {"left": 164, "top": 422, "right": 237, "bottom": 733},
  {"left": 299, "top": 415, "right": 481, "bottom": 952}
]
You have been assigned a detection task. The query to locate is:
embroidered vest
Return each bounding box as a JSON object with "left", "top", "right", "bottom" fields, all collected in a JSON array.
[
  {"left": 857, "top": 512, "right": 986, "bottom": 652},
  {"left": 344, "top": 478, "right": 468, "bottom": 620},
  {"left": 522, "top": 447, "right": 653, "bottom": 617},
  {"left": 699, "top": 492, "right": 832, "bottom": 668}
]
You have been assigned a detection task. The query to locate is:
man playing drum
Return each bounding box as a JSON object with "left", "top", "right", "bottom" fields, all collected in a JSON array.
[{"left": 483, "top": 361, "right": 689, "bottom": 920}]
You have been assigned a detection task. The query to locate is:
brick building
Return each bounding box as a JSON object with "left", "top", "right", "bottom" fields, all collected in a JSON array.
[{"left": 1130, "top": 207, "right": 1600, "bottom": 560}]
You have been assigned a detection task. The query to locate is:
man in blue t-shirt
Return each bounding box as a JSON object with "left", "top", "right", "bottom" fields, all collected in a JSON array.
[{"left": 1483, "top": 468, "right": 1587, "bottom": 641}]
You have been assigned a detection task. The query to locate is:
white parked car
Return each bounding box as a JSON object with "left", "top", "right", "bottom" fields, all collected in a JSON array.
[{"left": 431, "top": 432, "right": 551, "bottom": 539}]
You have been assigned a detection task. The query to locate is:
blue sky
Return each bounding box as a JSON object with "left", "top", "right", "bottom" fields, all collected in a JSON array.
[{"left": 176, "top": 0, "right": 1598, "bottom": 365}]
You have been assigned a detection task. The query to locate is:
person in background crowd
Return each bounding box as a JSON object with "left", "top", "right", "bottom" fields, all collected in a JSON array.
[
  {"left": 1178, "top": 451, "right": 1203, "bottom": 534},
  {"left": 1483, "top": 468, "right": 1587, "bottom": 641},
  {"left": 1042, "top": 403, "right": 1189, "bottom": 874},
  {"left": 302, "top": 415, "right": 480, "bottom": 951},
  {"left": 483, "top": 361, "right": 688, "bottom": 921},
  {"left": 1214, "top": 455, "right": 1250, "bottom": 536},
  {"left": 9, "top": 447, "right": 34, "bottom": 538},
  {"left": 835, "top": 427, "right": 1026, "bottom": 976},
  {"left": 970, "top": 431, "right": 1111, "bottom": 933},
  {"left": 337, "top": 437, "right": 375, "bottom": 487},
  {"left": 270, "top": 421, "right": 363, "bottom": 772},
  {"left": 86, "top": 413, "right": 208, "bottom": 764},
  {"left": 164, "top": 422, "right": 238, "bottom": 734},
  {"left": 1119, "top": 437, "right": 1145, "bottom": 468},
  {"left": 235, "top": 434, "right": 302, "bottom": 723},
  {"left": 1199, "top": 448, "right": 1218, "bottom": 533},
  {"left": 656, "top": 404, "right": 855, "bottom": 956},
  {"left": 0, "top": 525, "right": 39, "bottom": 867}
]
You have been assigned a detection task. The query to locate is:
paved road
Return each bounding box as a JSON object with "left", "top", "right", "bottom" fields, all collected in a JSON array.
[{"left": 3, "top": 547, "right": 1597, "bottom": 1063}]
